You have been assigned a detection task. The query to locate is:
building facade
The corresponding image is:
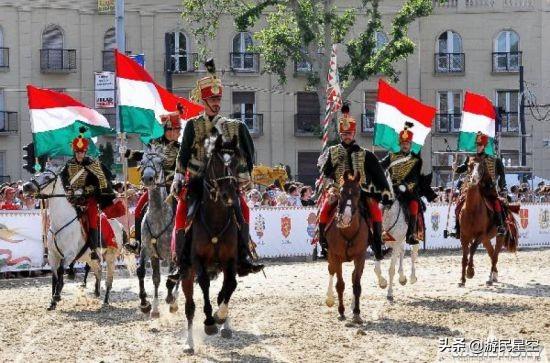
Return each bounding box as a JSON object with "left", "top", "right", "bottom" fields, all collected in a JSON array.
[{"left": 1, "top": 0, "right": 549, "bottom": 187}]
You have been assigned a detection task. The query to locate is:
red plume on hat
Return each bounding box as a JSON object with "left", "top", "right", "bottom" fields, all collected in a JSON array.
[
  {"left": 399, "top": 122, "right": 414, "bottom": 143},
  {"left": 71, "top": 126, "right": 89, "bottom": 153},
  {"left": 338, "top": 102, "right": 356, "bottom": 134},
  {"left": 476, "top": 132, "right": 489, "bottom": 146}
]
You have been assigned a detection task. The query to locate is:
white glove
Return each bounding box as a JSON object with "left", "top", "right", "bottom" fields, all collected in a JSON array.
[
  {"left": 171, "top": 172, "right": 184, "bottom": 196},
  {"left": 398, "top": 184, "right": 407, "bottom": 193}
]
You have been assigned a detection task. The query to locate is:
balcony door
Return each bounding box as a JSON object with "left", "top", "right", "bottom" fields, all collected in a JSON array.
[
  {"left": 437, "top": 91, "right": 462, "bottom": 132},
  {"left": 167, "top": 31, "right": 190, "bottom": 73},
  {"left": 494, "top": 30, "right": 520, "bottom": 71},
  {"left": 42, "top": 25, "right": 65, "bottom": 69},
  {"left": 232, "top": 92, "right": 256, "bottom": 131},
  {"left": 496, "top": 90, "right": 519, "bottom": 132},
  {"left": 232, "top": 32, "right": 254, "bottom": 70},
  {"left": 437, "top": 30, "right": 463, "bottom": 72},
  {"left": 0, "top": 89, "right": 4, "bottom": 130}
]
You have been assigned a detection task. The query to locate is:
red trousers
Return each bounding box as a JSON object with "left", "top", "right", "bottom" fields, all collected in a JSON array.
[
  {"left": 86, "top": 198, "right": 99, "bottom": 229},
  {"left": 135, "top": 190, "right": 149, "bottom": 219},
  {"left": 409, "top": 200, "right": 419, "bottom": 217},
  {"left": 99, "top": 213, "right": 117, "bottom": 248},
  {"left": 319, "top": 197, "right": 382, "bottom": 223}
]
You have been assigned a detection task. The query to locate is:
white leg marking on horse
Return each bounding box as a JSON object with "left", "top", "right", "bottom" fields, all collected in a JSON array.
[
  {"left": 374, "top": 261, "right": 387, "bottom": 289},
  {"left": 185, "top": 324, "right": 195, "bottom": 353},
  {"left": 387, "top": 252, "right": 396, "bottom": 299},
  {"left": 151, "top": 297, "right": 160, "bottom": 318},
  {"left": 326, "top": 274, "right": 335, "bottom": 307},
  {"left": 410, "top": 244, "right": 419, "bottom": 284},
  {"left": 218, "top": 302, "right": 229, "bottom": 320},
  {"left": 398, "top": 244, "right": 407, "bottom": 285}
]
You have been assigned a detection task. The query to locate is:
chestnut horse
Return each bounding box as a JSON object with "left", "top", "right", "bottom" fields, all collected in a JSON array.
[
  {"left": 458, "top": 158, "right": 517, "bottom": 287},
  {"left": 325, "top": 171, "right": 369, "bottom": 324}
]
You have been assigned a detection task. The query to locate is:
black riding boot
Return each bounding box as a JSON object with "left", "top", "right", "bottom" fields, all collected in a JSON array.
[
  {"left": 406, "top": 216, "right": 418, "bottom": 245},
  {"left": 452, "top": 219, "right": 461, "bottom": 238},
  {"left": 124, "top": 214, "right": 142, "bottom": 254},
  {"left": 318, "top": 223, "right": 328, "bottom": 259},
  {"left": 237, "top": 223, "right": 264, "bottom": 277},
  {"left": 87, "top": 228, "right": 100, "bottom": 260},
  {"left": 495, "top": 211, "right": 506, "bottom": 236},
  {"left": 371, "top": 222, "right": 391, "bottom": 260},
  {"left": 168, "top": 229, "right": 192, "bottom": 282}
]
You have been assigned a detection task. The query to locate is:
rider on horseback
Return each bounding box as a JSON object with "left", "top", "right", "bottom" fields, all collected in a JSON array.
[
  {"left": 169, "top": 59, "right": 264, "bottom": 281},
  {"left": 124, "top": 110, "right": 182, "bottom": 253},
  {"left": 380, "top": 123, "right": 423, "bottom": 245},
  {"left": 318, "top": 103, "right": 393, "bottom": 260},
  {"left": 452, "top": 132, "right": 507, "bottom": 237},
  {"left": 60, "top": 129, "right": 120, "bottom": 260}
]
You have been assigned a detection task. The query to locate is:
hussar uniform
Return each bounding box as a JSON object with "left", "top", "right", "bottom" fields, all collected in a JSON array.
[{"left": 318, "top": 104, "right": 392, "bottom": 260}]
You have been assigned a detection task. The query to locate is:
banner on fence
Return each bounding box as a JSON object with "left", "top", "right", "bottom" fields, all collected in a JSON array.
[{"left": 0, "top": 211, "right": 44, "bottom": 272}]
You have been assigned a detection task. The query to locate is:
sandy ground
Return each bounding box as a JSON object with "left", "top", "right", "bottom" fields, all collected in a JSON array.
[{"left": 0, "top": 248, "right": 549, "bottom": 363}]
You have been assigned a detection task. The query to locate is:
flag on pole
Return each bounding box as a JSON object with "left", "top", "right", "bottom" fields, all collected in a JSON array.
[
  {"left": 373, "top": 80, "right": 436, "bottom": 153},
  {"left": 458, "top": 91, "right": 496, "bottom": 156},
  {"left": 322, "top": 44, "right": 342, "bottom": 150},
  {"left": 27, "top": 85, "right": 114, "bottom": 157},
  {"left": 115, "top": 50, "right": 203, "bottom": 141}
]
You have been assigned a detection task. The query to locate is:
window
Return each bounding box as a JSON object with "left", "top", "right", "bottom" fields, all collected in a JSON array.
[
  {"left": 41, "top": 25, "right": 75, "bottom": 70},
  {"left": 0, "top": 26, "right": 6, "bottom": 68},
  {"left": 295, "top": 47, "right": 312, "bottom": 73},
  {"left": 0, "top": 151, "right": 5, "bottom": 177},
  {"left": 295, "top": 92, "right": 320, "bottom": 136},
  {"left": 493, "top": 30, "right": 521, "bottom": 72},
  {"left": 232, "top": 92, "right": 262, "bottom": 135},
  {"left": 362, "top": 91, "right": 377, "bottom": 133},
  {"left": 102, "top": 28, "right": 116, "bottom": 71},
  {"left": 42, "top": 25, "right": 63, "bottom": 49},
  {"left": 0, "top": 89, "right": 4, "bottom": 130},
  {"left": 501, "top": 150, "right": 519, "bottom": 167},
  {"left": 496, "top": 90, "right": 519, "bottom": 132},
  {"left": 435, "top": 30, "right": 464, "bottom": 73},
  {"left": 166, "top": 31, "right": 194, "bottom": 73},
  {"left": 231, "top": 32, "right": 257, "bottom": 71},
  {"left": 297, "top": 152, "right": 320, "bottom": 187},
  {"left": 436, "top": 91, "right": 462, "bottom": 132},
  {"left": 374, "top": 31, "right": 388, "bottom": 52}
]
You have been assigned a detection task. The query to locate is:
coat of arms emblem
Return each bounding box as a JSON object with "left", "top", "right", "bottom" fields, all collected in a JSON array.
[
  {"left": 431, "top": 211, "right": 440, "bottom": 232},
  {"left": 254, "top": 215, "right": 266, "bottom": 240},
  {"left": 539, "top": 209, "right": 550, "bottom": 230},
  {"left": 281, "top": 215, "right": 292, "bottom": 239},
  {"left": 519, "top": 208, "right": 529, "bottom": 229}
]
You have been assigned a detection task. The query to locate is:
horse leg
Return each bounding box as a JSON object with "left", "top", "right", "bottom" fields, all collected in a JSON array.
[
  {"left": 398, "top": 243, "right": 407, "bottom": 285},
  {"left": 217, "top": 263, "right": 238, "bottom": 339},
  {"left": 459, "top": 240, "right": 469, "bottom": 287},
  {"left": 410, "top": 243, "right": 419, "bottom": 284},
  {"left": 81, "top": 263, "right": 90, "bottom": 288},
  {"left": 326, "top": 262, "right": 335, "bottom": 308},
  {"left": 491, "top": 236, "right": 504, "bottom": 283},
  {"left": 481, "top": 237, "right": 496, "bottom": 286},
  {"left": 88, "top": 260, "right": 101, "bottom": 298},
  {"left": 351, "top": 255, "right": 365, "bottom": 324},
  {"left": 467, "top": 240, "right": 480, "bottom": 279},
  {"left": 48, "top": 263, "right": 59, "bottom": 311},
  {"left": 165, "top": 260, "right": 178, "bottom": 311},
  {"left": 335, "top": 262, "right": 346, "bottom": 320},
  {"left": 182, "top": 273, "right": 195, "bottom": 354},
  {"left": 104, "top": 253, "right": 115, "bottom": 305},
  {"left": 150, "top": 257, "right": 161, "bottom": 318},
  {"left": 387, "top": 244, "right": 397, "bottom": 302},
  {"left": 67, "top": 262, "right": 76, "bottom": 281},
  {"left": 197, "top": 262, "right": 217, "bottom": 335},
  {"left": 54, "top": 264, "right": 64, "bottom": 302},
  {"left": 374, "top": 259, "right": 387, "bottom": 289},
  {"left": 137, "top": 250, "right": 151, "bottom": 314}
]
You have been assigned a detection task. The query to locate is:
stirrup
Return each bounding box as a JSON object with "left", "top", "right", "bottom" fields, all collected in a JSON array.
[{"left": 497, "top": 226, "right": 506, "bottom": 236}]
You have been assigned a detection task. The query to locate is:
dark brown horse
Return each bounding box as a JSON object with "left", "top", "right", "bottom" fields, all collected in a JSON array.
[
  {"left": 325, "top": 171, "right": 369, "bottom": 324},
  {"left": 458, "top": 158, "right": 517, "bottom": 287},
  {"left": 178, "top": 135, "right": 242, "bottom": 354}
]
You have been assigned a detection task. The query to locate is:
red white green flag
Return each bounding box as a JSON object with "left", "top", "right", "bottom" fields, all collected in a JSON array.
[{"left": 458, "top": 91, "right": 496, "bottom": 156}]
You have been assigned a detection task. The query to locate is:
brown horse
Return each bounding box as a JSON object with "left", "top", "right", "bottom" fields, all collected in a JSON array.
[
  {"left": 325, "top": 171, "right": 369, "bottom": 324},
  {"left": 458, "top": 158, "right": 517, "bottom": 287},
  {"left": 178, "top": 135, "right": 242, "bottom": 353}
]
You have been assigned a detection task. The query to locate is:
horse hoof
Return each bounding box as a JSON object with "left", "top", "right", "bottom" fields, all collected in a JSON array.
[
  {"left": 169, "top": 304, "right": 178, "bottom": 314},
  {"left": 352, "top": 315, "right": 363, "bottom": 325},
  {"left": 150, "top": 311, "right": 160, "bottom": 319},
  {"left": 54, "top": 295, "right": 61, "bottom": 302},
  {"left": 466, "top": 268, "right": 475, "bottom": 279},
  {"left": 204, "top": 324, "right": 219, "bottom": 336},
  {"left": 47, "top": 304, "right": 57, "bottom": 311},
  {"left": 458, "top": 282, "right": 465, "bottom": 287},
  {"left": 184, "top": 346, "right": 194, "bottom": 355},
  {"left": 379, "top": 280, "right": 388, "bottom": 289},
  {"left": 338, "top": 315, "right": 346, "bottom": 321},
  {"left": 325, "top": 297, "right": 335, "bottom": 308},
  {"left": 165, "top": 295, "right": 175, "bottom": 305},
  {"left": 67, "top": 272, "right": 76, "bottom": 281},
  {"left": 486, "top": 280, "right": 493, "bottom": 286},
  {"left": 214, "top": 312, "right": 226, "bottom": 325},
  {"left": 387, "top": 295, "right": 394, "bottom": 302},
  {"left": 103, "top": 300, "right": 109, "bottom": 306},
  {"left": 410, "top": 276, "right": 417, "bottom": 285},
  {"left": 140, "top": 302, "right": 152, "bottom": 314},
  {"left": 80, "top": 283, "right": 87, "bottom": 288},
  {"left": 94, "top": 291, "right": 100, "bottom": 298},
  {"left": 221, "top": 328, "right": 233, "bottom": 339},
  {"left": 399, "top": 276, "right": 407, "bottom": 286}
]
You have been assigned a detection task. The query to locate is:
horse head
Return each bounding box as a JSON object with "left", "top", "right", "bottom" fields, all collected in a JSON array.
[
  {"left": 336, "top": 170, "right": 361, "bottom": 228},
  {"left": 140, "top": 144, "right": 166, "bottom": 188},
  {"left": 204, "top": 135, "right": 240, "bottom": 207},
  {"left": 22, "top": 163, "right": 63, "bottom": 197},
  {"left": 468, "top": 157, "right": 488, "bottom": 187}
]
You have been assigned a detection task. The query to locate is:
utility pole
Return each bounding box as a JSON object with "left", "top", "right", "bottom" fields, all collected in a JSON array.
[
  {"left": 519, "top": 65, "right": 526, "bottom": 167},
  {"left": 165, "top": 34, "right": 173, "bottom": 92},
  {"left": 115, "top": 0, "right": 125, "bottom": 133}
]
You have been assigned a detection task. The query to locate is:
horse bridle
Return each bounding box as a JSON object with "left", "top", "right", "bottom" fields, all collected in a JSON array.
[
  {"left": 29, "top": 168, "right": 63, "bottom": 199},
  {"left": 140, "top": 151, "right": 166, "bottom": 187},
  {"left": 203, "top": 151, "right": 238, "bottom": 202}
]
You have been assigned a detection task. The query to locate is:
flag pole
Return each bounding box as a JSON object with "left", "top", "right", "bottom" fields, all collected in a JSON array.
[{"left": 443, "top": 138, "right": 458, "bottom": 239}]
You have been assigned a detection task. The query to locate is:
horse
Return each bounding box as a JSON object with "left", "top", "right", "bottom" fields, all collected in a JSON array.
[
  {"left": 324, "top": 171, "right": 369, "bottom": 324},
  {"left": 136, "top": 144, "right": 175, "bottom": 318},
  {"left": 179, "top": 135, "right": 242, "bottom": 354},
  {"left": 22, "top": 165, "right": 125, "bottom": 309},
  {"left": 458, "top": 158, "right": 517, "bottom": 287}
]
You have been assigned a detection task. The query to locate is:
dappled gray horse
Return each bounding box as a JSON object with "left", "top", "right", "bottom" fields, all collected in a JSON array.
[{"left": 137, "top": 144, "right": 175, "bottom": 318}]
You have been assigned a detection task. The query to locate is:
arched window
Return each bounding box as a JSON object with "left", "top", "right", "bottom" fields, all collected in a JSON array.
[
  {"left": 231, "top": 32, "right": 257, "bottom": 72},
  {"left": 374, "top": 31, "right": 388, "bottom": 52},
  {"left": 102, "top": 28, "right": 116, "bottom": 71},
  {"left": 42, "top": 25, "right": 63, "bottom": 49},
  {"left": 436, "top": 30, "right": 464, "bottom": 73},
  {"left": 166, "top": 31, "right": 192, "bottom": 73},
  {"left": 104, "top": 28, "right": 116, "bottom": 50},
  {"left": 493, "top": 30, "right": 520, "bottom": 72},
  {"left": 41, "top": 25, "right": 69, "bottom": 70},
  {"left": 0, "top": 27, "right": 6, "bottom": 68}
]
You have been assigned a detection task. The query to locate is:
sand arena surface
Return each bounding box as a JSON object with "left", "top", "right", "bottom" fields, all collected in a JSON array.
[{"left": 0, "top": 248, "right": 548, "bottom": 362}]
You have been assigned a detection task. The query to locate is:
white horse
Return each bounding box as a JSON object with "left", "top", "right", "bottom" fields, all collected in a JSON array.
[{"left": 23, "top": 165, "right": 125, "bottom": 310}]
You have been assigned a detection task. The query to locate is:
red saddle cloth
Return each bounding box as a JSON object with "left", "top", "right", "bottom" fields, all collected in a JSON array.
[{"left": 99, "top": 213, "right": 117, "bottom": 249}]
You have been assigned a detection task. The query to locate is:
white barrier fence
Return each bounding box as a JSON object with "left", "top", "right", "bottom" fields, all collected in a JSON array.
[{"left": 2, "top": 204, "right": 550, "bottom": 271}]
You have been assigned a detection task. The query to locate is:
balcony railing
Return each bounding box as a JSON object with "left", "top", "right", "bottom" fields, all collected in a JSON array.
[
  {"left": 500, "top": 112, "right": 519, "bottom": 133},
  {"left": 230, "top": 52, "right": 260, "bottom": 73},
  {"left": 436, "top": 113, "right": 462, "bottom": 133},
  {"left": 40, "top": 49, "right": 77, "bottom": 72},
  {"left": 0, "top": 176, "right": 10, "bottom": 184},
  {"left": 0, "top": 47, "right": 9, "bottom": 69},
  {"left": 0, "top": 111, "right": 18, "bottom": 134},
  {"left": 294, "top": 113, "right": 321, "bottom": 136},
  {"left": 434, "top": 53, "right": 465, "bottom": 74},
  {"left": 492, "top": 51, "right": 522, "bottom": 73},
  {"left": 231, "top": 113, "right": 263, "bottom": 137},
  {"left": 167, "top": 52, "right": 198, "bottom": 73},
  {"left": 361, "top": 112, "right": 375, "bottom": 133}
]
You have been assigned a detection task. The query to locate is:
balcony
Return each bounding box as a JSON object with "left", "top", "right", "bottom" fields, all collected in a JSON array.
[
  {"left": 492, "top": 51, "right": 522, "bottom": 73},
  {"left": 0, "top": 47, "right": 8, "bottom": 69},
  {"left": 434, "top": 53, "right": 465, "bottom": 74},
  {"left": 0, "top": 111, "right": 18, "bottom": 134},
  {"left": 231, "top": 113, "right": 263, "bottom": 137},
  {"left": 436, "top": 113, "right": 462, "bottom": 133},
  {"left": 40, "top": 49, "right": 77, "bottom": 73},
  {"left": 294, "top": 113, "right": 321, "bottom": 137},
  {"left": 230, "top": 52, "right": 260, "bottom": 73},
  {"left": 167, "top": 52, "right": 198, "bottom": 73},
  {"left": 500, "top": 112, "right": 519, "bottom": 133},
  {"left": 361, "top": 112, "right": 375, "bottom": 134}
]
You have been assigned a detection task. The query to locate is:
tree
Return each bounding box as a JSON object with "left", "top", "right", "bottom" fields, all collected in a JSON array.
[
  {"left": 182, "top": 0, "right": 434, "bottom": 109},
  {"left": 99, "top": 142, "right": 115, "bottom": 171}
]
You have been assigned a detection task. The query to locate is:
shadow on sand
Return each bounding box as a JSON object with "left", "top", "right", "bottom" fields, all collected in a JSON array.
[
  {"left": 361, "top": 317, "right": 461, "bottom": 338},
  {"left": 405, "top": 297, "right": 531, "bottom": 315}
]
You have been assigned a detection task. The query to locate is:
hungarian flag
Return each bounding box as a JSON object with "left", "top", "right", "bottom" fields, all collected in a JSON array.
[
  {"left": 27, "top": 85, "right": 114, "bottom": 157},
  {"left": 373, "top": 80, "right": 436, "bottom": 153},
  {"left": 458, "top": 91, "right": 496, "bottom": 156},
  {"left": 115, "top": 50, "right": 203, "bottom": 141}
]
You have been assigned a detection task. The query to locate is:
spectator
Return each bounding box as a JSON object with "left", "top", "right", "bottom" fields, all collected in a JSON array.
[
  {"left": 300, "top": 186, "right": 316, "bottom": 206},
  {"left": 262, "top": 190, "right": 277, "bottom": 206},
  {"left": 247, "top": 189, "right": 262, "bottom": 208},
  {"left": 0, "top": 187, "right": 22, "bottom": 210},
  {"left": 286, "top": 185, "right": 301, "bottom": 206}
]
